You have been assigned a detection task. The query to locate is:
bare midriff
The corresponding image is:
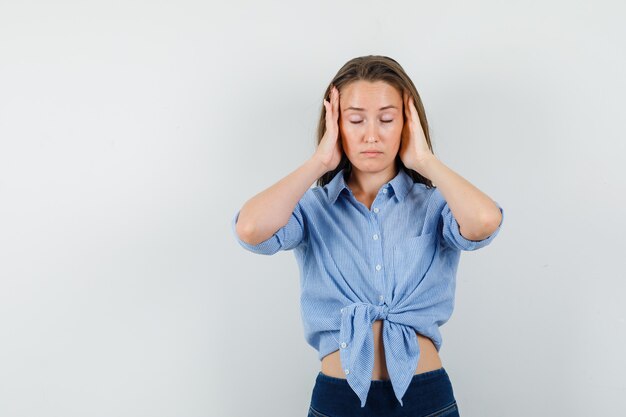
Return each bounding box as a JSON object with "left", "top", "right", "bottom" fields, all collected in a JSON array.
[{"left": 321, "top": 319, "right": 442, "bottom": 380}]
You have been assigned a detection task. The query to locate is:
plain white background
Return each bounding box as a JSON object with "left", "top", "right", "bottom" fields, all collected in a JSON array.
[{"left": 1, "top": 1, "right": 625, "bottom": 416}]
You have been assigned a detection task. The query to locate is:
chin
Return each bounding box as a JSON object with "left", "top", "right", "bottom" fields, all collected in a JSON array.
[{"left": 351, "top": 160, "right": 393, "bottom": 172}]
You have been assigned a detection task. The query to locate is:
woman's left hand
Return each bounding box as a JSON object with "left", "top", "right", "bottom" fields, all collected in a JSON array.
[{"left": 399, "top": 90, "right": 435, "bottom": 172}]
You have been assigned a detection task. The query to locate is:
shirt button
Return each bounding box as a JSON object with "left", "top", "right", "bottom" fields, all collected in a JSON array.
[
  {"left": 379, "top": 294, "right": 384, "bottom": 302},
  {"left": 375, "top": 264, "right": 381, "bottom": 271},
  {"left": 373, "top": 234, "right": 378, "bottom": 240},
  {"left": 373, "top": 207, "right": 379, "bottom": 213},
  {"left": 340, "top": 342, "right": 347, "bottom": 348},
  {"left": 345, "top": 369, "right": 350, "bottom": 375},
  {"left": 382, "top": 189, "right": 387, "bottom": 194}
]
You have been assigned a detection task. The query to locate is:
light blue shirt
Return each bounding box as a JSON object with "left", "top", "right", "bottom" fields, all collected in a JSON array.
[{"left": 231, "top": 167, "right": 504, "bottom": 407}]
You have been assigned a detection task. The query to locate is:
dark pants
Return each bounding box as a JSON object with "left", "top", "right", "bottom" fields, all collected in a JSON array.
[{"left": 308, "top": 367, "right": 460, "bottom": 417}]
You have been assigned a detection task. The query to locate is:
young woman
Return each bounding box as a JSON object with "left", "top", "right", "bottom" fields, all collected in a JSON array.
[{"left": 232, "top": 55, "right": 504, "bottom": 417}]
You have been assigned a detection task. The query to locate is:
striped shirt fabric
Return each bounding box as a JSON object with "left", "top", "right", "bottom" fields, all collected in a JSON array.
[{"left": 231, "top": 167, "right": 504, "bottom": 408}]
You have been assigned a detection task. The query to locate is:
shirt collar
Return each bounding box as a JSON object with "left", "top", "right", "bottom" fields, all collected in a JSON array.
[{"left": 326, "top": 167, "right": 413, "bottom": 205}]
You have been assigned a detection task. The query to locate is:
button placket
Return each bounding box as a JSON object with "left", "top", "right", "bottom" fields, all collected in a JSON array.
[
  {"left": 371, "top": 208, "right": 381, "bottom": 273},
  {"left": 370, "top": 195, "right": 386, "bottom": 307}
]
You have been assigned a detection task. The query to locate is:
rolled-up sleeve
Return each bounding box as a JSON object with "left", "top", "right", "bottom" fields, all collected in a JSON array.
[
  {"left": 231, "top": 201, "right": 306, "bottom": 255},
  {"left": 433, "top": 187, "right": 504, "bottom": 251}
]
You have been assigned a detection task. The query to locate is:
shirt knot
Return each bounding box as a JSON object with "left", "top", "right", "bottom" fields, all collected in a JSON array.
[
  {"left": 338, "top": 301, "right": 421, "bottom": 408},
  {"left": 378, "top": 303, "right": 389, "bottom": 320}
]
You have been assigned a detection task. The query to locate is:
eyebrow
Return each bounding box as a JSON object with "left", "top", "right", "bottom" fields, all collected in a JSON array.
[{"left": 344, "top": 105, "right": 398, "bottom": 112}]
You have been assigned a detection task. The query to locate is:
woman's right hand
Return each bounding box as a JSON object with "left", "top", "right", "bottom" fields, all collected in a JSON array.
[{"left": 314, "top": 85, "right": 342, "bottom": 172}]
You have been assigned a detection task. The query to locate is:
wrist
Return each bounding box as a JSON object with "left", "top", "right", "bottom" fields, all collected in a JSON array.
[
  {"left": 309, "top": 154, "right": 332, "bottom": 176},
  {"left": 413, "top": 154, "right": 439, "bottom": 177}
]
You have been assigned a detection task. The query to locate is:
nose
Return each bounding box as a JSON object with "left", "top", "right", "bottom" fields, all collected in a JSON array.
[{"left": 364, "top": 121, "right": 379, "bottom": 142}]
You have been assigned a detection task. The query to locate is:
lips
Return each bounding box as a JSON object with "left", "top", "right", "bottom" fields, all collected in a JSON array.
[{"left": 362, "top": 150, "right": 382, "bottom": 153}]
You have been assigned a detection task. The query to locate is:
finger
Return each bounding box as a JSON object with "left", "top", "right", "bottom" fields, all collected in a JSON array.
[
  {"left": 409, "top": 96, "right": 418, "bottom": 119},
  {"left": 333, "top": 87, "right": 339, "bottom": 120},
  {"left": 404, "top": 91, "right": 408, "bottom": 111},
  {"left": 324, "top": 99, "right": 332, "bottom": 123},
  {"left": 404, "top": 92, "right": 410, "bottom": 120},
  {"left": 406, "top": 94, "right": 415, "bottom": 117}
]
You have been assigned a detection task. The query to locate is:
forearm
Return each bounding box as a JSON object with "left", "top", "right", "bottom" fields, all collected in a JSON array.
[
  {"left": 418, "top": 155, "right": 502, "bottom": 240},
  {"left": 235, "top": 156, "right": 328, "bottom": 245}
]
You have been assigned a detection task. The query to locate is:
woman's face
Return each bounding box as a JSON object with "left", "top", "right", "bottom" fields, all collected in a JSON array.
[{"left": 339, "top": 80, "right": 404, "bottom": 173}]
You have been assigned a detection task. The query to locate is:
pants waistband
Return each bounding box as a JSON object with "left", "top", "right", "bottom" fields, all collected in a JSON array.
[{"left": 316, "top": 367, "right": 448, "bottom": 389}]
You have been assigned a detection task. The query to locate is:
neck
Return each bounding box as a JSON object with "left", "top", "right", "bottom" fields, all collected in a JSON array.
[{"left": 347, "top": 165, "right": 398, "bottom": 198}]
